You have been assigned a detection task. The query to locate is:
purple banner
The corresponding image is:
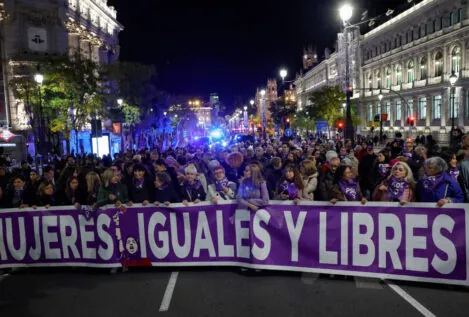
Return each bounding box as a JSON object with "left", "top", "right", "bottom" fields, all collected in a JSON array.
[{"left": 1, "top": 202, "right": 468, "bottom": 286}]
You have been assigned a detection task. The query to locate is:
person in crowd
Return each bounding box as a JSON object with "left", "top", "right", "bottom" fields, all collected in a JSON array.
[
  {"left": 59, "top": 176, "right": 85, "bottom": 208},
  {"left": 2, "top": 174, "right": 36, "bottom": 208},
  {"left": 28, "top": 169, "right": 41, "bottom": 194},
  {"left": 416, "top": 157, "right": 464, "bottom": 206},
  {"left": 329, "top": 165, "right": 367, "bottom": 204},
  {"left": 207, "top": 165, "right": 237, "bottom": 204},
  {"left": 181, "top": 165, "right": 206, "bottom": 206},
  {"left": 275, "top": 164, "right": 304, "bottom": 203},
  {"left": 264, "top": 157, "right": 283, "bottom": 199},
  {"left": 153, "top": 159, "right": 182, "bottom": 195},
  {"left": 153, "top": 172, "right": 181, "bottom": 205},
  {"left": 373, "top": 162, "right": 416, "bottom": 203},
  {"left": 254, "top": 147, "right": 269, "bottom": 168},
  {"left": 358, "top": 145, "right": 377, "bottom": 199},
  {"left": 127, "top": 163, "right": 154, "bottom": 206},
  {"left": 41, "top": 166, "right": 56, "bottom": 186},
  {"left": 318, "top": 157, "right": 340, "bottom": 200},
  {"left": 443, "top": 151, "right": 460, "bottom": 182},
  {"left": 224, "top": 152, "right": 244, "bottom": 184},
  {"left": 300, "top": 159, "right": 318, "bottom": 200},
  {"left": 0, "top": 166, "right": 10, "bottom": 195},
  {"left": 369, "top": 149, "right": 391, "bottom": 190},
  {"left": 236, "top": 163, "right": 269, "bottom": 211},
  {"left": 37, "top": 181, "right": 58, "bottom": 208},
  {"left": 96, "top": 168, "right": 129, "bottom": 208},
  {"left": 20, "top": 161, "right": 31, "bottom": 179},
  {"left": 85, "top": 171, "right": 101, "bottom": 207}
]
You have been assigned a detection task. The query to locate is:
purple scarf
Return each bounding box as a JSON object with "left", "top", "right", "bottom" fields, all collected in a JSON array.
[
  {"left": 421, "top": 173, "right": 446, "bottom": 192},
  {"left": 338, "top": 179, "right": 359, "bottom": 201},
  {"left": 134, "top": 178, "right": 144, "bottom": 189},
  {"left": 378, "top": 163, "right": 390, "bottom": 177},
  {"left": 184, "top": 179, "right": 202, "bottom": 191},
  {"left": 215, "top": 178, "right": 230, "bottom": 192},
  {"left": 279, "top": 180, "right": 300, "bottom": 200},
  {"left": 448, "top": 168, "right": 459, "bottom": 181},
  {"left": 388, "top": 177, "right": 407, "bottom": 201}
]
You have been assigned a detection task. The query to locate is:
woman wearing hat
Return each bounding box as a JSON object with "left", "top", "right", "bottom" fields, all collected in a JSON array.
[{"left": 207, "top": 165, "right": 237, "bottom": 204}]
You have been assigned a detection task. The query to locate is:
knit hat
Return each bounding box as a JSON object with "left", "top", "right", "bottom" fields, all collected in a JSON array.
[
  {"left": 164, "top": 156, "right": 179, "bottom": 169},
  {"left": 208, "top": 159, "right": 221, "bottom": 171}
]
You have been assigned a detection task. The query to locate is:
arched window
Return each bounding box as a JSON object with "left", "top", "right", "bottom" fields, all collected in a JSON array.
[
  {"left": 420, "top": 57, "right": 428, "bottom": 80},
  {"left": 385, "top": 68, "right": 391, "bottom": 88},
  {"left": 376, "top": 71, "right": 381, "bottom": 88},
  {"left": 396, "top": 65, "right": 402, "bottom": 85},
  {"left": 435, "top": 52, "right": 443, "bottom": 76},
  {"left": 407, "top": 60, "right": 415, "bottom": 83},
  {"left": 452, "top": 46, "right": 461, "bottom": 73}
]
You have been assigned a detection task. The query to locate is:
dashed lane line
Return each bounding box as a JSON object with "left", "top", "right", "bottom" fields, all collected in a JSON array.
[
  {"left": 159, "top": 271, "right": 179, "bottom": 312},
  {"left": 384, "top": 280, "right": 437, "bottom": 317}
]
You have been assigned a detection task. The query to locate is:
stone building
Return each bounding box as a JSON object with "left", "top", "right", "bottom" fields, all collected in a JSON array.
[{"left": 0, "top": 0, "right": 123, "bottom": 132}]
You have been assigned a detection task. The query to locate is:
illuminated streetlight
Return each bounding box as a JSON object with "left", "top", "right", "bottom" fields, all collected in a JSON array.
[
  {"left": 260, "top": 89, "right": 266, "bottom": 97},
  {"left": 250, "top": 99, "right": 254, "bottom": 106},
  {"left": 244, "top": 106, "right": 248, "bottom": 111},
  {"left": 449, "top": 71, "right": 458, "bottom": 86},
  {"left": 279, "top": 69, "right": 287, "bottom": 81},
  {"left": 378, "top": 91, "right": 383, "bottom": 101},
  {"left": 339, "top": 4, "right": 353, "bottom": 22},
  {"left": 34, "top": 73, "right": 44, "bottom": 85},
  {"left": 117, "top": 99, "right": 123, "bottom": 106},
  {"left": 163, "top": 111, "right": 167, "bottom": 116},
  {"left": 174, "top": 114, "right": 178, "bottom": 118}
]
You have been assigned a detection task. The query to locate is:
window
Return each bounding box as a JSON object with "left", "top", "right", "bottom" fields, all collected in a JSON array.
[
  {"left": 407, "top": 60, "right": 415, "bottom": 83},
  {"left": 376, "top": 71, "right": 381, "bottom": 88},
  {"left": 396, "top": 65, "right": 402, "bottom": 85},
  {"left": 424, "top": 24, "right": 427, "bottom": 35},
  {"left": 368, "top": 75, "right": 372, "bottom": 89},
  {"left": 385, "top": 68, "right": 391, "bottom": 88},
  {"left": 450, "top": 12, "right": 455, "bottom": 26},
  {"left": 450, "top": 89, "right": 459, "bottom": 119},
  {"left": 459, "top": 8, "right": 463, "bottom": 23},
  {"left": 368, "top": 104, "right": 373, "bottom": 122},
  {"left": 395, "top": 101, "right": 402, "bottom": 121},
  {"left": 452, "top": 46, "right": 461, "bottom": 73},
  {"left": 394, "top": 38, "right": 398, "bottom": 48},
  {"left": 432, "top": 19, "right": 436, "bottom": 32},
  {"left": 432, "top": 95, "right": 441, "bottom": 120},
  {"left": 384, "top": 102, "right": 391, "bottom": 118},
  {"left": 407, "top": 99, "right": 413, "bottom": 117},
  {"left": 420, "top": 57, "right": 427, "bottom": 80},
  {"left": 377, "top": 103, "right": 382, "bottom": 116},
  {"left": 410, "top": 30, "right": 414, "bottom": 41},
  {"left": 435, "top": 52, "right": 443, "bottom": 76},
  {"left": 418, "top": 97, "right": 427, "bottom": 120}
]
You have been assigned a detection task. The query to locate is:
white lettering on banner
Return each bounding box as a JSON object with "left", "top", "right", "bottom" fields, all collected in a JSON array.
[
  {"left": 6, "top": 217, "right": 26, "bottom": 261},
  {"left": 352, "top": 213, "right": 375, "bottom": 267},
  {"left": 170, "top": 212, "right": 191, "bottom": 259},
  {"left": 252, "top": 209, "right": 271, "bottom": 261},
  {"left": 379, "top": 214, "right": 403, "bottom": 269},
  {"left": 431, "top": 215, "right": 457, "bottom": 275},
  {"left": 60, "top": 215, "right": 80, "bottom": 259},
  {"left": 285, "top": 211, "right": 306, "bottom": 262},
  {"left": 97, "top": 214, "right": 114, "bottom": 261},
  {"left": 0, "top": 219, "right": 6, "bottom": 260},
  {"left": 406, "top": 214, "right": 429, "bottom": 272},
  {"left": 193, "top": 211, "right": 216, "bottom": 257},
  {"left": 148, "top": 212, "right": 169, "bottom": 259},
  {"left": 42, "top": 216, "right": 61, "bottom": 259},
  {"left": 79, "top": 215, "right": 97, "bottom": 260},
  {"left": 319, "top": 212, "right": 338, "bottom": 265},
  {"left": 29, "top": 216, "right": 42, "bottom": 260},
  {"left": 341, "top": 213, "right": 348, "bottom": 265},
  {"left": 235, "top": 209, "right": 250, "bottom": 259},
  {"left": 216, "top": 210, "right": 234, "bottom": 257},
  {"left": 138, "top": 213, "right": 147, "bottom": 258}
]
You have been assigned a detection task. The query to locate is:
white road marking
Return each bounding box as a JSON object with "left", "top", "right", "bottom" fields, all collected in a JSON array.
[
  {"left": 355, "top": 277, "right": 384, "bottom": 290},
  {"left": 384, "top": 280, "right": 437, "bottom": 317},
  {"left": 159, "top": 271, "right": 179, "bottom": 312},
  {"left": 0, "top": 273, "right": 8, "bottom": 283},
  {"left": 301, "top": 273, "right": 319, "bottom": 285}
]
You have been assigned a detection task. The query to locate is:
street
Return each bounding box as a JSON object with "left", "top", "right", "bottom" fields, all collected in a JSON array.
[{"left": 1, "top": 268, "right": 468, "bottom": 317}]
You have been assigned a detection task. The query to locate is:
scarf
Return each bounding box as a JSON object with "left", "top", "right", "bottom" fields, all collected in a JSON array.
[
  {"left": 388, "top": 177, "right": 407, "bottom": 201},
  {"left": 134, "top": 177, "right": 144, "bottom": 190},
  {"left": 215, "top": 177, "right": 230, "bottom": 192},
  {"left": 378, "top": 163, "right": 390, "bottom": 177},
  {"left": 183, "top": 179, "right": 202, "bottom": 191},
  {"left": 338, "top": 179, "right": 359, "bottom": 201},
  {"left": 279, "top": 180, "right": 299, "bottom": 200},
  {"left": 421, "top": 173, "right": 446, "bottom": 192},
  {"left": 12, "top": 188, "right": 24, "bottom": 206},
  {"left": 448, "top": 168, "right": 459, "bottom": 181}
]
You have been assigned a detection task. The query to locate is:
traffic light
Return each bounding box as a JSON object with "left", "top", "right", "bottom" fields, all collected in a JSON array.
[
  {"left": 286, "top": 118, "right": 290, "bottom": 128},
  {"left": 337, "top": 121, "right": 344, "bottom": 133},
  {"left": 346, "top": 85, "right": 353, "bottom": 98},
  {"left": 407, "top": 116, "right": 415, "bottom": 126}
]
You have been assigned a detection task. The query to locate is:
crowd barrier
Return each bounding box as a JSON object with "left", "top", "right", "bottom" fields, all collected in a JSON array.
[{"left": 0, "top": 201, "right": 468, "bottom": 286}]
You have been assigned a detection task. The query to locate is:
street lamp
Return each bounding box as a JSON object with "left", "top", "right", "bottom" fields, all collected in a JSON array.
[
  {"left": 34, "top": 71, "right": 45, "bottom": 158},
  {"left": 339, "top": 3, "right": 355, "bottom": 144},
  {"left": 279, "top": 69, "right": 287, "bottom": 82},
  {"left": 250, "top": 99, "right": 254, "bottom": 106},
  {"left": 117, "top": 98, "right": 123, "bottom": 106},
  {"left": 163, "top": 111, "right": 167, "bottom": 116},
  {"left": 449, "top": 71, "right": 458, "bottom": 145},
  {"left": 260, "top": 89, "right": 267, "bottom": 140},
  {"left": 378, "top": 90, "right": 384, "bottom": 144}
]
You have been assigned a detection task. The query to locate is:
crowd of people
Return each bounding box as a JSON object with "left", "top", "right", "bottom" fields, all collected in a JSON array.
[{"left": 0, "top": 131, "right": 468, "bottom": 211}]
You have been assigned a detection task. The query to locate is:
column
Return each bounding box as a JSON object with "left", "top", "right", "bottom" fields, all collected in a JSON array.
[
  {"left": 441, "top": 87, "right": 449, "bottom": 128},
  {"left": 426, "top": 95, "right": 432, "bottom": 127},
  {"left": 458, "top": 87, "right": 465, "bottom": 127},
  {"left": 427, "top": 51, "right": 432, "bottom": 79},
  {"left": 389, "top": 99, "right": 394, "bottom": 127},
  {"left": 400, "top": 98, "right": 405, "bottom": 128},
  {"left": 412, "top": 95, "right": 419, "bottom": 119},
  {"left": 443, "top": 45, "right": 449, "bottom": 75}
]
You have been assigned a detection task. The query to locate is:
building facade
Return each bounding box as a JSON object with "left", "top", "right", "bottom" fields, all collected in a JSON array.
[
  {"left": 296, "top": 0, "right": 469, "bottom": 143},
  {"left": 0, "top": 0, "right": 123, "bottom": 131}
]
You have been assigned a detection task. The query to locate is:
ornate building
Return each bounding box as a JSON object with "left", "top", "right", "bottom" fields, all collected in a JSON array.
[
  {"left": 295, "top": 0, "right": 469, "bottom": 142},
  {"left": 0, "top": 0, "right": 123, "bottom": 131},
  {"left": 255, "top": 79, "right": 278, "bottom": 124}
]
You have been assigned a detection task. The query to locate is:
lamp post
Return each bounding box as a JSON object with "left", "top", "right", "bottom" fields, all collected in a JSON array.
[
  {"left": 378, "top": 91, "right": 383, "bottom": 144},
  {"left": 243, "top": 106, "right": 248, "bottom": 133},
  {"left": 449, "top": 71, "right": 458, "bottom": 146},
  {"left": 34, "top": 72, "right": 44, "bottom": 159},
  {"left": 339, "top": 3, "right": 354, "bottom": 144},
  {"left": 279, "top": 69, "right": 287, "bottom": 82},
  {"left": 260, "top": 89, "right": 267, "bottom": 140}
]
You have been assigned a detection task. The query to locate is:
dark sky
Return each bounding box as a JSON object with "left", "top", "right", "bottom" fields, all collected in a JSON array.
[{"left": 107, "top": 0, "right": 410, "bottom": 108}]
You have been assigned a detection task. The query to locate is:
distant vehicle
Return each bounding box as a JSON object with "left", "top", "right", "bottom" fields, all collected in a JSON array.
[{"left": 230, "top": 134, "right": 255, "bottom": 144}]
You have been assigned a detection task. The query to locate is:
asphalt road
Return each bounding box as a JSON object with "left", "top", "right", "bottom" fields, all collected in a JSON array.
[{"left": 0, "top": 268, "right": 468, "bottom": 317}]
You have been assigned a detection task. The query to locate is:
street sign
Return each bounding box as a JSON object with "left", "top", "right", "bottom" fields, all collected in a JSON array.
[
  {"left": 316, "top": 120, "right": 328, "bottom": 133},
  {"left": 284, "top": 128, "right": 292, "bottom": 136}
]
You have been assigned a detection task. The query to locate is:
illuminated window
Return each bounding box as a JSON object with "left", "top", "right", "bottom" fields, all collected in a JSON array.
[
  {"left": 396, "top": 65, "right": 402, "bottom": 85},
  {"left": 407, "top": 60, "right": 415, "bottom": 83},
  {"left": 434, "top": 52, "right": 443, "bottom": 76},
  {"left": 432, "top": 95, "right": 441, "bottom": 120},
  {"left": 452, "top": 46, "right": 461, "bottom": 73},
  {"left": 385, "top": 68, "right": 391, "bottom": 88},
  {"left": 420, "top": 57, "right": 427, "bottom": 80},
  {"left": 395, "top": 101, "right": 402, "bottom": 121},
  {"left": 418, "top": 97, "right": 426, "bottom": 120}
]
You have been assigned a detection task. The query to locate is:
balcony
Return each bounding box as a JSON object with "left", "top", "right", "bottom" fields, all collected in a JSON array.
[
  {"left": 391, "top": 85, "right": 401, "bottom": 91},
  {"left": 428, "top": 76, "right": 442, "bottom": 85},
  {"left": 414, "top": 79, "right": 427, "bottom": 88},
  {"left": 364, "top": 91, "right": 372, "bottom": 97},
  {"left": 402, "top": 82, "right": 413, "bottom": 90}
]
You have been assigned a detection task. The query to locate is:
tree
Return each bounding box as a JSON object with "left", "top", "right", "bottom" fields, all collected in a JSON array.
[
  {"left": 291, "top": 112, "right": 316, "bottom": 134},
  {"left": 306, "top": 85, "right": 345, "bottom": 138},
  {"left": 269, "top": 98, "right": 296, "bottom": 127}
]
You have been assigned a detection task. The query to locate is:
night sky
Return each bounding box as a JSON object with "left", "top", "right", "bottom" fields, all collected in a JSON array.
[{"left": 108, "top": 0, "right": 412, "bottom": 108}]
